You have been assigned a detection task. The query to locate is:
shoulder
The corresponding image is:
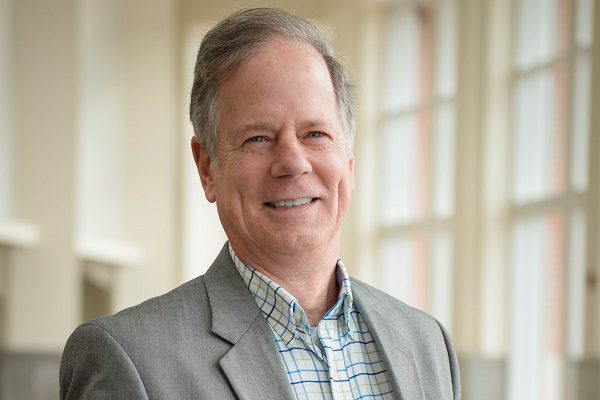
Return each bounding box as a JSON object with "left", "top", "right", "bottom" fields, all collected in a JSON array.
[
  {"left": 63, "top": 274, "right": 213, "bottom": 364},
  {"left": 64, "top": 243, "right": 235, "bottom": 350},
  {"left": 60, "top": 275, "right": 218, "bottom": 399},
  {"left": 60, "top": 243, "right": 244, "bottom": 399},
  {"left": 350, "top": 277, "right": 450, "bottom": 343},
  {"left": 350, "top": 278, "right": 433, "bottom": 322},
  {"left": 350, "top": 277, "right": 461, "bottom": 399},
  {"left": 78, "top": 274, "right": 210, "bottom": 349},
  {"left": 83, "top": 242, "right": 235, "bottom": 338}
]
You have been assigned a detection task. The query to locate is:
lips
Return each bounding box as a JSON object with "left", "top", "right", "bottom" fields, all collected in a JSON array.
[{"left": 265, "top": 197, "right": 315, "bottom": 209}]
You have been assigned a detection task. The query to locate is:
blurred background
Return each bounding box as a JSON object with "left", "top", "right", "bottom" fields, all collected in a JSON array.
[{"left": 0, "top": 0, "right": 598, "bottom": 399}]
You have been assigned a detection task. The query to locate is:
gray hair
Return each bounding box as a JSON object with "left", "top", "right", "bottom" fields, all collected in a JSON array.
[{"left": 189, "top": 7, "right": 355, "bottom": 162}]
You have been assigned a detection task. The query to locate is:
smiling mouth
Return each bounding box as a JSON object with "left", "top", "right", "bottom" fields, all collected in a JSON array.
[{"left": 265, "top": 197, "right": 316, "bottom": 209}]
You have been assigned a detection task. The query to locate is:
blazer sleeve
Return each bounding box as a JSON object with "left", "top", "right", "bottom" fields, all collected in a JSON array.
[
  {"left": 59, "top": 324, "right": 150, "bottom": 400},
  {"left": 436, "top": 320, "right": 461, "bottom": 400}
]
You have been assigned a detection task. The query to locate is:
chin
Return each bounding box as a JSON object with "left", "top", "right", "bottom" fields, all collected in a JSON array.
[{"left": 266, "top": 230, "right": 330, "bottom": 254}]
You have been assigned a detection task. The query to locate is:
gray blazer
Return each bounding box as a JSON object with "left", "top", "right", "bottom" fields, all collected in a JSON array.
[{"left": 60, "top": 244, "right": 460, "bottom": 400}]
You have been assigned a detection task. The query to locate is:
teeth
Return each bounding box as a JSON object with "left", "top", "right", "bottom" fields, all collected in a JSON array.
[{"left": 269, "top": 197, "right": 313, "bottom": 208}]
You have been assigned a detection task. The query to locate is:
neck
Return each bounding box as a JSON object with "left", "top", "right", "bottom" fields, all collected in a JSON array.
[{"left": 231, "top": 241, "right": 340, "bottom": 326}]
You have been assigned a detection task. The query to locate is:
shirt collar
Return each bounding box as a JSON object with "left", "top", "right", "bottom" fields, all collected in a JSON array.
[{"left": 228, "top": 244, "right": 359, "bottom": 344}]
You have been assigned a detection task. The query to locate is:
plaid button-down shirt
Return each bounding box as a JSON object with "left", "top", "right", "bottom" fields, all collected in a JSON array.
[{"left": 229, "top": 246, "right": 396, "bottom": 400}]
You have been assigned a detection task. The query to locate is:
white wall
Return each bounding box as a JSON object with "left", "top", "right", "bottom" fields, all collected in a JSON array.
[
  {"left": 5, "top": 0, "right": 79, "bottom": 352},
  {"left": 0, "top": 0, "right": 13, "bottom": 221},
  {"left": 1, "top": 0, "right": 179, "bottom": 352}
]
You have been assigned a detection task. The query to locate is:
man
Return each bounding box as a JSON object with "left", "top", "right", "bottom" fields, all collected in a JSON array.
[{"left": 60, "top": 8, "right": 460, "bottom": 400}]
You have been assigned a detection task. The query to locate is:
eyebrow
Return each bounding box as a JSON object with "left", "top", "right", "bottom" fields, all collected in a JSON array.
[
  {"left": 301, "top": 120, "right": 331, "bottom": 130},
  {"left": 237, "top": 122, "right": 277, "bottom": 135},
  {"left": 237, "top": 120, "right": 333, "bottom": 135}
]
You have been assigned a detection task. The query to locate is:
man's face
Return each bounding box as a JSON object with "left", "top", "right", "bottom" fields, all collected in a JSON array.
[{"left": 193, "top": 38, "right": 354, "bottom": 260}]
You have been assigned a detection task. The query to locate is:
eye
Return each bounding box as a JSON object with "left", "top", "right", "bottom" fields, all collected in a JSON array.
[
  {"left": 306, "top": 131, "right": 325, "bottom": 139},
  {"left": 247, "top": 136, "right": 267, "bottom": 143}
]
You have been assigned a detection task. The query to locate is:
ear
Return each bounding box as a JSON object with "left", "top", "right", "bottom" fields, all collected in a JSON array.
[{"left": 191, "top": 136, "right": 217, "bottom": 203}]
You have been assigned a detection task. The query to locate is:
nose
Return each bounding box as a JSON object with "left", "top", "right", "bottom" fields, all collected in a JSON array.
[{"left": 270, "top": 135, "right": 312, "bottom": 178}]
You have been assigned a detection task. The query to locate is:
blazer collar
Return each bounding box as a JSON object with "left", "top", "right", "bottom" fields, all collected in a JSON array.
[
  {"left": 352, "top": 280, "right": 427, "bottom": 400},
  {"left": 203, "top": 243, "right": 425, "bottom": 400},
  {"left": 204, "top": 243, "right": 296, "bottom": 400}
]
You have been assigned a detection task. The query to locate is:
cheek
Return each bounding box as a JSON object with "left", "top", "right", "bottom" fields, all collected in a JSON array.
[
  {"left": 319, "top": 156, "right": 353, "bottom": 189},
  {"left": 216, "top": 161, "right": 265, "bottom": 201}
]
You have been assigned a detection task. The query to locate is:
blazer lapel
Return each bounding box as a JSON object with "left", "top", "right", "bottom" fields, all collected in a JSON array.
[
  {"left": 204, "top": 245, "right": 295, "bottom": 400},
  {"left": 352, "top": 283, "right": 427, "bottom": 400},
  {"left": 218, "top": 319, "right": 296, "bottom": 400}
]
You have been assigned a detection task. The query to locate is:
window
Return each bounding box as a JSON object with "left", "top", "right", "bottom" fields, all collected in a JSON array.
[
  {"left": 507, "top": 0, "right": 594, "bottom": 399},
  {"left": 376, "top": 0, "right": 457, "bottom": 329}
]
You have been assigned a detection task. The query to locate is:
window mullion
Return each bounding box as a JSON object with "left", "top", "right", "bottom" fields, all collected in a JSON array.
[
  {"left": 582, "top": 0, "right": 600, "bottom": 356},
  {"left": 509, "top": 191, "right": 585, "bottom": 217}
]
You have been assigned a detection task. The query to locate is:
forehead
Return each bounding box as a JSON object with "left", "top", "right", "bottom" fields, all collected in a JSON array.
[
  {"left": 216, "top": 38, "right": 340, "bottom": 131},
  {"left": 223, "top": 38, "right": 334, "bottom": 94}
]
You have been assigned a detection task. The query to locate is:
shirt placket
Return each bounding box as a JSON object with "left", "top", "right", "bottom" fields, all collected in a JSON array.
[{"left": 319, "top": 318, "right": 346, "bottom": 400}]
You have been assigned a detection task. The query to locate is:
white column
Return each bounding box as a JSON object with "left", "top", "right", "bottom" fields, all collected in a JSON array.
[
  {"left": 585, "top": 0, "right": 600, "bottom": 358},
  {"left": 76, "top": 0, "right": 124, "bottom": 245},
  {"left": 0, "top": 0, "right": 13, "bottom": 221},
  {"left": 6, "top": 0, "right": 79, "bottom": 351},
  {"left": 116, "top": 0, "right": 178, "bottom": 308},
  {"left": 480, "top": 0, "right": 512, "bottom": 358},
  {"left": 453, "top": 0, "right": 485, "bottom": 355},
  {"left": 75, "top": 0, "right": 179, "bottom": 311}
]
